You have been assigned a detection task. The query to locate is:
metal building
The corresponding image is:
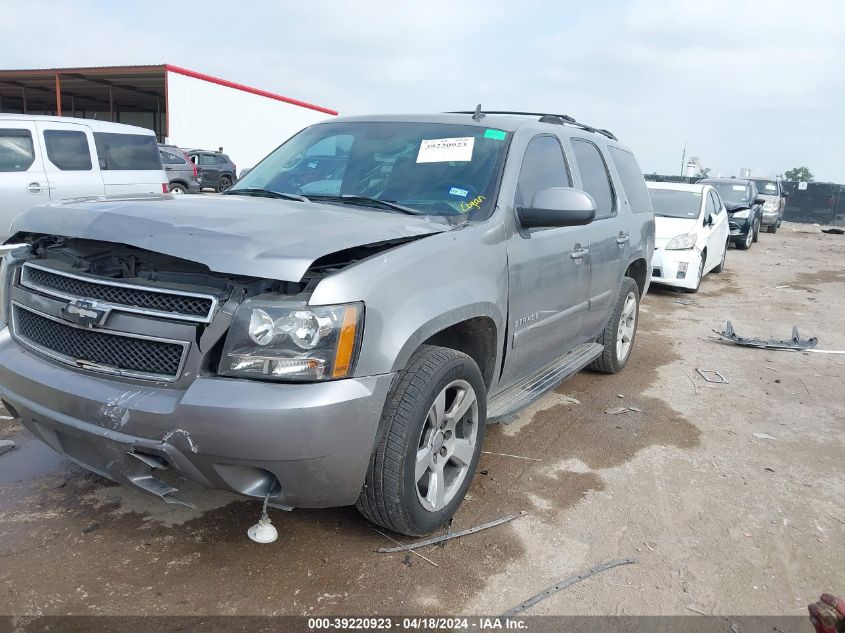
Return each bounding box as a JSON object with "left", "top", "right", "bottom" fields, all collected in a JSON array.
[{"left": 0, "top": 64, "right": 338, "bottom": 170}]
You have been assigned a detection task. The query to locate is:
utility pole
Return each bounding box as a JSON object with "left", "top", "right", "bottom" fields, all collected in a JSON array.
[{"left": 679, "top": 143, "right": 687, "bottom": 177}]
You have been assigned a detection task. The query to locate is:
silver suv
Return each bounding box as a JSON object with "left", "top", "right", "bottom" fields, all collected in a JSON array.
[{"left": 0, "top": 111, "right": 654, "bottom": 535}]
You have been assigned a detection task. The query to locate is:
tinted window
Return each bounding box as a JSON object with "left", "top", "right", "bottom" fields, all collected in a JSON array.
[
  {"left": 44, "top": 130, "right": 92, "bottom": 171},
  {"left": 0, "top": 129, "right": 35, "bottom": 172},
  {"left": 199, "top": 153, "right": 218, "bottom": 166},
  {"left": 648, "top": 188, "right": 702, "bottom": 218},
  {"left": 515, "top": 135, "right": 570, "bottom": 207},
  {"left": 608, "top": 146, "right": 651, "bottom": 214},
  {"left": 571, "top": 139, "right": 615, "bottom": 219},
  {"left": 704, "top": 190, "right": 716, "bottom": 217},
  {"left": 710, "top": 190, "right": 723, "bottom": 214},
  {"left": 160, "top": 150, "right": 186, "bottom": 165},
  {"left": 752, "top": 179, "right": 779, "bottom": 195},
  {"left": 93, "top": 133, "right": 161, "bottom": 170}
]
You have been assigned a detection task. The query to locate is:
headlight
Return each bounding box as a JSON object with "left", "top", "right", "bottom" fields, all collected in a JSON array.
[
  {"left": 219, "top": 300, "right": 364, "bottom": 381},
  {"left": 762, "top": 202, "right": 775, "bottom": 212},
  {"left": 732, "top": 209, "right": 750, "bottom": 219},
  {"left": 665, "top": 233, "right": 697, "bottom": 250}
]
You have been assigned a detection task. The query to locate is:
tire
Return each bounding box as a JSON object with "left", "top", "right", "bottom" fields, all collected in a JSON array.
[
  {"left": 216, "top": 175, "right": 233, "bottom": 193},
  {"left": 686, "top": 256, "right": 705, "bottom": 294},
  {"left": 737, "top": 227, "right": 753, "bottom": 250},
  {"left": 752, "top": 218, "right": 761, "bottom": 242},
  {"left": 588, "top": 276, "right": 640, "bottom": 374},
  {"left": 712, "top": 240, "right": 727, "bottom": 273},
  {"left": 169, "top": 183, "right": 187, "bottom": 195},
  {"left": 767, "top": 224, "right": 778, "bottom": 234},
  {"left": 356, "top": 345, "right": 487, "bottom": 536}
]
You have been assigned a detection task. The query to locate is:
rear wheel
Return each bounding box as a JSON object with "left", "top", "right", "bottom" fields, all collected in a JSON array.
[
  {"left": 217, "top": 175, "right": 233, "bottom": 192},
  {"left": 589, "top": 277, "right": 640, "bottom": 374},
  {"left": 169, "top": 183, "right": 187, "bottom": 195},
  {"left": 356, "top": 345, "right": 486, "bottom": 536}
]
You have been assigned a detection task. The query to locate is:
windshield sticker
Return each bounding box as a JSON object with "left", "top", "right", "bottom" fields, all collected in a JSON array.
[
  {"left": 449, "top": 187, "right": 469, "bottom": 198},
  {"left": 483, "top": 129, "right": 507, "bottom": 141},
  {"left": 416, "top": 137, "right": 474, "bottom": 163},
  {"left": 459, "top": 195, "right": 485, "bottom": 214},
  {"left": 764, "top": 183, "right": 777, "bottom": 191},
  {"left": 732, "top": 185, "right": 746, "bottom": 191},
  {"left": 307, "top": 161, "right": 318, "bottom": 168}
]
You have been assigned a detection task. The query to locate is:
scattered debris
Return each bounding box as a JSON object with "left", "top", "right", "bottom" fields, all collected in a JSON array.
[
  {"left": 81, "top": 522, "right": 99, "bottom": 534},
  {"left": 617, "top": 394, "right": 625, "bottom": 398},
  {"left": 685, "top": 605, "right": 709, "bottom": 616},
  {"left": 764, "top": 467, "right": 775, "bottom": 473},
  {"left": 501, "top": 558, "right": 635, "bottom": 616},
  {"left": 372, "top": 530, "right": 439, "bottom": 567},
  {"left": 402, "top": 555, "right": 413, "bottom": 567},
  {"left": 376, "top": 512, "right": 527, "bottom": 553},
  {"left": 479, "top": 469, "right": 490, "bottom": 476},
  {"left": 0, "top": 440, "right": 15, "bottom": 456},
  {"left": 674, "top": 297, "right": 697, "bottom": 305},
  {"left": 481, "top": 450, "right": 542, "bottom": 462},
  {"left": 0, "top": 415, "right": 16, "bottom": 421},
  {"left": 605, "top": 406, "right": 642, "bottom": 415},
  {"left": 713, "top": 321, "right": 818, "bottom": 351},
  {"left": 821, "top": 228, "right": 845, "bottom": 235},
  {"left": 696, "top": 369, "right": 728, "bottom": 384},
  {"left": 752, "top": 432, "right": 777, "bottom": 440}
]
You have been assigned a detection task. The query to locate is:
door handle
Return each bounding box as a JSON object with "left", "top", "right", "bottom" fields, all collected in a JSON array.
[
  {"left": 571, "top": 247, "right": 590, "bottom": 260},
  {"left": 616, "top": 233, "right": 630, "bottom": 245},
  {"left": 26, "top": 182, "right": 46, "bottom": 194}
]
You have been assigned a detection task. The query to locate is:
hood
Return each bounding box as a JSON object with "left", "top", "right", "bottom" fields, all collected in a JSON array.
[
  {"left": 11, "top": 194, "right": 451, "bottom": 282},
  {"left": 654, "top": 216, "right": 698, "bottom": 241}
]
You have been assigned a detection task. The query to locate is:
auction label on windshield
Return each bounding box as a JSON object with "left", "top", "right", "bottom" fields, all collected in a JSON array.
[{"left": 417, "top": 137, "right": 475, "bottom": 163}]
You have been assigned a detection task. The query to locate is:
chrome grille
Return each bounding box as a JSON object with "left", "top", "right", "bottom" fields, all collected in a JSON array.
[
  {"left": 21, "top": 262, "right": 216, "bottom": 323},
  {"left": 12, "top": 303, "right": 187, "bottom": 381}
]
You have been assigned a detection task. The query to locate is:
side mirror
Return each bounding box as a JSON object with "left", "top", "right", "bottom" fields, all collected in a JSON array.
[
  {"left": 753, "top": 197, "right": 766, "bottom": 205},
  {"left": 516, "top": 187, "right": 597, "bottom": 229},
  {"left": 726, "top": 203, "right": 751, "bottom": 212},
  {"left": 704, "top": 214, "right": 713, "bottom": 226},
  {"left": 782, "top": 191, "right": 790, "bottom": 198}
]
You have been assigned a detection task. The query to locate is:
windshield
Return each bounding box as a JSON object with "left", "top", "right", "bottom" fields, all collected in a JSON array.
[
  {"left": 648, "top": 188, "right": 702, "bottom": 218},
  {"left": 231, "top": 121, "right": 511, "bottom": 219},
  {"left": 709, "top": 182, "right": 751, "bottom": 206},
  {"left": 752, "top": 179, "right": 778, "bottom": 196}
]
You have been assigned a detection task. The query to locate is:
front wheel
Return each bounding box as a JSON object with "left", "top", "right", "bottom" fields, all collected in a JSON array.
[
  {"left": 356, "top": 345, "right": 486, "bottom": 536},
  {"left": 767, "top": 224, "right": 778, "bottom": 234},
  {"left": 737, "top": 227, "right": 753, "bottom": 250},
  {"left": 712, "top": 240, "right": 727, "bottom": 273},
  {"left": 686, "top": 256, "right": 705, "bottom": 294},
  {"left": 589, "top": 276, "right": 640, "bottom": 374},
  {"left": 752, "top": 218, "right": 761, "bottom": 242}
]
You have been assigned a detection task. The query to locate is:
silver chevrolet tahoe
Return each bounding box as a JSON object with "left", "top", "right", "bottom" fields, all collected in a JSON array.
[{"left": 0, "top": 111, "right": 654, "bottom": 536}]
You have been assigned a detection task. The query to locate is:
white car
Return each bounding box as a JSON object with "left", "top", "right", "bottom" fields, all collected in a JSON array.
[
  {"left": 647, "top": 182, "right": 729, "bottom": 292},
  {"left": 0, "top": 115, "right": 168, "bottom": 241}
]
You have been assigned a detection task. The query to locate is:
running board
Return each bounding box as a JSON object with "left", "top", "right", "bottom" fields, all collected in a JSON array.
[{"left": 487, "top": 342, "right": 603, "bottom": 421}]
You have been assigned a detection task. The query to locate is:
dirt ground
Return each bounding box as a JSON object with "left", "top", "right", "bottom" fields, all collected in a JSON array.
[{"left": 0, "top": 223, "right": 843, "bottom": 617}]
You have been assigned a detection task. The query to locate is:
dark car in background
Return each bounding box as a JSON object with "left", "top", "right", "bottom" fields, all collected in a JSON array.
[
  {"left": 186, "top": 150, "right": 237, "bottom": 192},
  {"left": 700, "top": 178, "right": 764, "bottom": 250},
  {"left": 751, "top": 178, "right": 787, "bottom": 233},
  {"left": 158, "top": 144, "right": 200, "bottom": 194}
]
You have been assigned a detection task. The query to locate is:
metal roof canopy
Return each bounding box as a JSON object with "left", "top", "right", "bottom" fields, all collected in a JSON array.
[{"left": 0, "top": 64, "right": 337, "bottom": 140}]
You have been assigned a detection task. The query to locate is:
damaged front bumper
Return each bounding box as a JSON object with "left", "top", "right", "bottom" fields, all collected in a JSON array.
[
  {"left": 649, "top": 246, "right": 702, "bottom": 290},
  {"left": 0, "top": 328, "right": 393, "bottom": 508}
]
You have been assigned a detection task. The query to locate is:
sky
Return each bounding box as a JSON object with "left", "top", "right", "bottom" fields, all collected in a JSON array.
[{"left": 1, "top": 0, "right": 843, "bottom": 181}]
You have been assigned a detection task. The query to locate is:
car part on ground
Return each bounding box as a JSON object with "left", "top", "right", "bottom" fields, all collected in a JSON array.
[
  {"left": 713, "top": 321, "right": 818, "bottom": 351},
  {"left": 696, "top": 368, "right": 728, "bottom": 384},
  {"left": 375, "top": 511, "right": 526, "bottom": 552}
]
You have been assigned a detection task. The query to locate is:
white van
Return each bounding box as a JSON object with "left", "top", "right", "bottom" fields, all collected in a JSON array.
[{"left": 0, "top": 115, "right": 168, "bottom": 241}]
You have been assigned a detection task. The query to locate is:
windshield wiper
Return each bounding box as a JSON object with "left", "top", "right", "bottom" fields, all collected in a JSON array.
[
  {"left": 223, "top": 188, "right": 310, "bottom": 202},
  {"left": 309, "top": 195, "right": 424, "bottom": 215}
]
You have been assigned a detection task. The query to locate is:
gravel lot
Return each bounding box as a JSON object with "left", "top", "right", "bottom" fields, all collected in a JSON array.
[{"left": 0, "top": 223, "right": 843, "bottom": 616}]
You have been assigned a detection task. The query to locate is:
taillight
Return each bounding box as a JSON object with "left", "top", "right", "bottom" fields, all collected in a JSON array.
[
  {"left": 162, "top": 183, "right": 169, "bottom": 193},
  {"left": 191, "top": 161, "right": 198, "bottom": 178}
]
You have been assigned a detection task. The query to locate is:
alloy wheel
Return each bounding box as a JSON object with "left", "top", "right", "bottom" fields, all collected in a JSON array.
[
  {"left": 415, "top": 379, "right": 479, "bottom": 512},
  {"left": 616, "top": 291, "right": 637, "bottom": 362}
]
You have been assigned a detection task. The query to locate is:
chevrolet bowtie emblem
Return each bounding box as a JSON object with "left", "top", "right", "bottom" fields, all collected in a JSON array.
[{"left": 62, "top": 299, "right": 111, "bottom": 327}]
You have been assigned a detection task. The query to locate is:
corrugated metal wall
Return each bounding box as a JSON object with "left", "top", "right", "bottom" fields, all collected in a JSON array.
[{"left": 166, "top": 71, "right": 332, "bottom": 172}]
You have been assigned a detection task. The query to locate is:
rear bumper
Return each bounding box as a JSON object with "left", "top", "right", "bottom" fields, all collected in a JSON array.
[
  {"left": 650, "top": 247, "right": 702, "bottom": 290},
  {"left": 0, "top": 328, "right": 394, "bottom": 508}
]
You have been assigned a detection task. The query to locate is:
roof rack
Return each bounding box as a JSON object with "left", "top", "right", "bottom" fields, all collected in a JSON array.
[{"left": 447, "top": 108, "right": 617, "bottom": 141}]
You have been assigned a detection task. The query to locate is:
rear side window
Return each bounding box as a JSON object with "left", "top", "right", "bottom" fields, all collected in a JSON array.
[
  {"left": 608, "top": 146, "right": 652, "bottom": 214},
  {"left": 94, "top": 133, "right": 161, "bottom": 170},
  {"left": 710, "top": 190, "right": 723, "bottom": 213},
  {"left": 571, "top": 139, "right": 615, "bottom": 219},
  {"left": 44, "top": 130, "right": 92, "bottom": 171},
  {"left": 0, "top": 129, "right": 35, "bottom": 172},
  {"left": 199, "top": 153, "right": 217, "bottom": 166},
  {"left": 515, "top": 135, "right": 570, "bottom": 207},
  {"left": 160, "top": 150, "right": 186, "bottom": 165}
]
